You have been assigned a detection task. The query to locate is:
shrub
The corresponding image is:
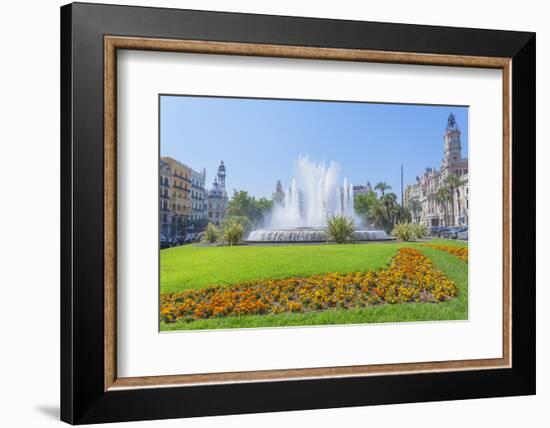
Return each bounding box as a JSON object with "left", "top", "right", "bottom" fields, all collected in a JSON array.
[
  {"left": 325, "top": 214, "right": 355, "bottom": 243},
  {"left": 392, "top": 222, "right": 427, "bottom": 241},
  {"left": 411, "top": 223, "right": 428, "bottom": 240},
  {"left": 203, "top": 223, "right": 219, "bottom": 243},
  {"left": 220, "top": 221, "right": 244, "bottom": 246},
  {"left": 221, "top": 215, "right": 252, "bottom": 233},
  {"left": 392, "top": 222, "right": 414, "bottom": 241}
]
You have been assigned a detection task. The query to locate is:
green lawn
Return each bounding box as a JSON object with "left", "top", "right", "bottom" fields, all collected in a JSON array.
[{"left": 160, "top": 239, "right": 468, "bottom": 331}]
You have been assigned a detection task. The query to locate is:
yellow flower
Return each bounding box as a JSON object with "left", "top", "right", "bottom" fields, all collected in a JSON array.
[{"left": 160, "top": 248, "right": 459, "bottom": 323}]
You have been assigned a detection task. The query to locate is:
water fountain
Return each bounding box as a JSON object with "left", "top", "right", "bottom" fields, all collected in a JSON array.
[{"left": 247, "top": 156, "right": 389, "bottom": 243}]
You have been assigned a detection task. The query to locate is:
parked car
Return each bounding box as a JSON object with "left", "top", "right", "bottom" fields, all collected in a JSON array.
[
  {"left": 168, "top": 234, "right": 182, "bottom": 246},
  {"left": 439, "top": 226, "right": 464, "bottom": 239},
  {"left": 457, "top": 227, "right": 468, "bottom": 241},
  {"left": 160, "top": 235, "right": 172, "bottom": 249},
  {"left": 171, "top": 233, "right": 199, "bottom": 246},
  {"left": 437, "top": 227, "right": 452, "bottom": 238},
  {"left": 428, "top": 226, "right": 445, "bottom": 237},
  {"left": 450, "top": 226, "right": 468, "bottom": 239}
]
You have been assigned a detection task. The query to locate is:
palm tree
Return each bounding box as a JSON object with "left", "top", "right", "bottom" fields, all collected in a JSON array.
[
  {"left": 354, "top": 191, "right": 379, "bottom": 225},
  {"left": 407, "top": 197, "right": 422, "bottom": 223},
  {"left": 374, "top": 182, "right": 392, "bottom": 196},
  {"left": 373, "top": 192, "right": 400, "bottom": 233},
  {"left": 444, "top": 173, "right": 462, "bottom": 226},
  {"left": 435, "top": 187, "right": 451, "bottom": 226}
]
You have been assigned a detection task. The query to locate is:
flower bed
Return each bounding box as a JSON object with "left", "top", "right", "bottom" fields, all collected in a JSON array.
[
  {"left": 160, "top": 248, "right": 459, "bottom": 323},
  {"left": 422, "top": 244, "right": 468, "bottom": 262}
]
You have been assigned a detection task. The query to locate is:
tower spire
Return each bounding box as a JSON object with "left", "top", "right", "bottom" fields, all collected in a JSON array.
[
  {"left": 443, "top": 113, "right": 462, "bottom": 166},
  {"left": 217, "top": 160, "right": 226, "bottom": 190},
  {"left": 446, "top": 112, "right": 458, "bottom": 131}
]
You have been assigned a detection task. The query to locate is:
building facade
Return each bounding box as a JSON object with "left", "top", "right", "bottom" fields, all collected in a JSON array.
[
  {"left": 159, "top": 160, "right": 172, "bottom": 237},
  {"left": 272, "top": 180, "right": 285, "bottom": 205},
  {"left": 353, "top": 181, "right": 373, "bottom": 195},
  {"left": 208, "top": 161, "right": 228, "bottom": 226},
  {"left": 161, "top": 157, "right": 192, "bottom": 235},
  {"left": 191, "top": 168, "right": 208, "bottom": 222},
  {"left": 404, "top": 113, "right": 469, "bottom": 227}
]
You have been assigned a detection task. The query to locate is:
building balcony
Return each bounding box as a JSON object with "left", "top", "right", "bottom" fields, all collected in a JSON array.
[
  {"left": 173, "top": 185, "right": 189, "bottom": 191},
  {"left": 424, "top": 212, "right": 441, "bottom": 219},
  {"left": 174, "top": 174, "right": 191, "bottom": 183}
]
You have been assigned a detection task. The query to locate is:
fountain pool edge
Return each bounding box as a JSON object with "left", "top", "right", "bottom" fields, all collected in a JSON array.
[{"left": 246, "top": 228, "right": 391, "bottom": 243}]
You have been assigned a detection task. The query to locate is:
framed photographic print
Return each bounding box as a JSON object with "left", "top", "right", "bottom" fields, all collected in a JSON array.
[{"left": 61, "top": 2, "right": 535, "bottom": 424}]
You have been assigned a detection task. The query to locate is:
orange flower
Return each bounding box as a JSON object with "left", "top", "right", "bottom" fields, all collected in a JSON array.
[
  {"left": 422, "top": 244, "right": 468, "bottom": 262},
  {"left": 160, "top": 248, "right": 459, "bottom": 323}
]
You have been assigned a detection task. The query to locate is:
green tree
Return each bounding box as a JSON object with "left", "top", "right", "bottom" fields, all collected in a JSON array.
[
  {"left": 227, "top": 190, "right": 273, "bottom": 226},
  {"left": 354, "top": 191, "right": 379, "bottom": 225},
  {"left": 407, "top": 197, "right": 422, "bottom": 223},
  {"left": 372, "top": 192, "right": 403, "bottom": 233},
  {"left": 374, "top": 182, "right": 392, "bottom": 196},
  {"left": 444, "top": 173, "right": 462, "bottom": 226},
  {"left": 396, "top": 204, "right": 412, "bottom": 224},
  {"left": 227, "top": 190, "right": 257, "bottom": 218},
  {"left": 256, "top": 197, "right": 274, "bottom": 213},
  {"left": 435, "top": 187, "right": 451, "bottom": 226}
]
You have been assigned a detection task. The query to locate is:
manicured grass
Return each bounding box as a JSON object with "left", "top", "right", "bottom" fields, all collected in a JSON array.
[
  {"left": 161, "top": 242, "right": 400, "bottom": 293},
  {"left": 430, "top": 238, "right": 468, "bottom": 247},
  {"left": 160, "top": 239, "right": 468, "bottom": 331}
]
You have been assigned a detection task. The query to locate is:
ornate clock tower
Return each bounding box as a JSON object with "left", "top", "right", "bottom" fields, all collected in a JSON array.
[
  {"left": 443, "top": 113, "right": 462, "bottom": 167},
  {"left": 217, "top": 160, "right": 226, "bottom": 190}
]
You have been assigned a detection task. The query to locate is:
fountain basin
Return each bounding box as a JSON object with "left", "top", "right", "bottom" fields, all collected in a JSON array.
[{"left": 246, "top": 227, "right": 389, "bottom": 243}]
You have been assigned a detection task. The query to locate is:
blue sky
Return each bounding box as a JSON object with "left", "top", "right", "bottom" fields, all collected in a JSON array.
[{"left": 160, "top": 95, "right": 468, "bottom": 200}]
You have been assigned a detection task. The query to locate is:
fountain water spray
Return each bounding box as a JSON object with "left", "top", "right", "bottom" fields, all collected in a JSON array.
[
  {"left": 268, "top": 156, "right": 359, "bottom": 228},
  {"left": 247, "top": 156, "right": 388, "bottom": 242}
]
